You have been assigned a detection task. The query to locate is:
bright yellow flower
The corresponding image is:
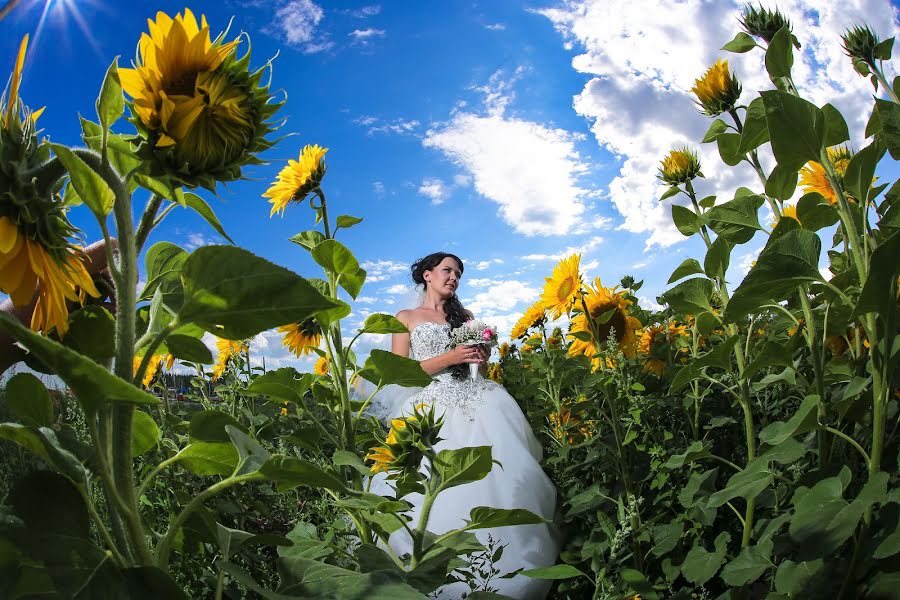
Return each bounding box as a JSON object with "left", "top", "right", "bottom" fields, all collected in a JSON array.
[
  {"left": 280, "top": 407, "right": 288, "bottom": 417},
  {"left": 313, "top": 356, "right": 329, "bottom": 376},
  {"left": 385, "top": 417, "right": 413, "bottom": 445},
  {"left": 278, "top": 319, "right": 322, "bottom": 357},
  {"left": 134, "top": 354, "right": 163, "bottom": 387},
  {"left": 365, "top": 445, "right": 397, "bottom": 474},
  {"left": 164, "top": 353, "right": 175, "bottom": 370},
  {"left": 691, "top": 59, "right": 741, "bottom": 116},
  {"left": 264, "top": 144, "right": 329, "bottom": 217},
  {"left": 639, "top": 322, "right": 689, "bottom": 376},
  {"left": 540, "top": 254, "right": 582, "bottom": 319},
  {"left": 799, "top": 146, "right": 854, "bottom": 206},
  {"left": 488, "top": 363, "right": 502, "bottom": 382},
  {"left": 510, "top": 303, "right": 545, "bottom": 340},
  {"left": 772, "top": 203, "right": 800, "bottom": 228},
  {"left": 211, "top": 338, "right": 248, "bottom": 380},
  {"left": 498, "top": 342, "right": 512, "bottom": 358},
  {"left": 658, "top": 147, "right": 701, "bottom": 186},
  {"left": 567, "top": 278, "right": 641, "bottom": 363}
]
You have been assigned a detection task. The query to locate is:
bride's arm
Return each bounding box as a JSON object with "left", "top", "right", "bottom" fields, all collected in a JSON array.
[{"left": 391, "top": 313, "right": 481, "bottom": 376}]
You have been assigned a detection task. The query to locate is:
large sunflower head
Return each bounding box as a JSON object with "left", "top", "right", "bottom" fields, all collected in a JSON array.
[
  {"left": 658, "top": 147, "right": 701, "bottom": 186},
  {"left": 540, "top": 254, "right": 582, "bottom": 319},
  {"left": 120, "top": 9, "right": 282, "bottom": 189},
  {"left": 567, "top": 277, "right": 641, "bottom": 361},
  {"left": 1, "top": 36, "right": 99, "bottom": 336},
  {"left": 799, "top": 146, "right": 854, "bottom": 206},
  {"left": 264, "top": 144, "right": 328, "bottom": 217},
  {"left": 510, "top": 302, "right": 546, "bottom": 340},
  {"left": 691, "top": 59, "right": 741, "bottom": 117},
  {"left": 278, "top": 318, "right": 322, "bottom": 356}
]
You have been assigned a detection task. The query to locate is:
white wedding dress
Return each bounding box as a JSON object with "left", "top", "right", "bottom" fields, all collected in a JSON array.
[{"left": 369, "top": 322, "right": 559, "bottom": 599}]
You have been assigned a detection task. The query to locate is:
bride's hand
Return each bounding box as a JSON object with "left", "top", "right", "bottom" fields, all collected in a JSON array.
[{"left": 448, "top": 344, "right": 485, "bottom": 365}]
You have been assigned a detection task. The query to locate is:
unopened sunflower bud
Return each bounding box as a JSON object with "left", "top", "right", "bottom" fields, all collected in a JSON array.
[
  {"left": 658, "top": 148, "right": 701, "bottom": 186},
  {"left": 740, "top": 4, "right": 800, "bottom": 48},
  {"left": 692, "top": 59, "right": 742, "bottom": 117},
  {"left": 841, "top": 25, "right": 880, "bottom": 66}
]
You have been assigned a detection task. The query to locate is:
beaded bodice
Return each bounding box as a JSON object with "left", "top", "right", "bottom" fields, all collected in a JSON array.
[{"left": 408, "top": 321, "right": 490, "bottom": 420}]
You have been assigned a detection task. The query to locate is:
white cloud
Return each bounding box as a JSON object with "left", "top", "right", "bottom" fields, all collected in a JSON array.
[
  {"left": 465, "top": 280, "right": 541, "bottom": 316},
  {"left": 538, "top": 0, "right": 899, "bottom": 248},
  {"left": 349, "top": 28, "right": 386, "bottom": 40},
  {"left": 361, "top": 259, "right": 408, "bottom": 282},
  {"left": 385, "top": 284, "right": 410, "bottom": 294},
  {"left": 271, "top": 0, "right": 333, "bottom": 54},
  {"left": 485, "top": 23, "right": 506, "bottom": 31},
  {"left": 356, "top": 116, "right": 420, "bottom": 136},
  {"left": 453, "top": 174, "right": 472, "bottom": 187},
  {"left": 521, "top": 235, "right": 604, "bottom": 260},
  {"left": 373, "top": 181, "right": 385, "bottom": 198},
  {"left": 418, "top": 178, "right": 452, "bottom": 204},
  {"left": 184, "top": 232, "right": 218, "bottom": 250},
  {"left": 466, "top": 258, "right": 504, "bottom": 271},
  {"left": 356, "top": 296, "right": 378, "bottom": 304},
  {"left": 349, "top": 5, "right": 381, "bottom": 18}
]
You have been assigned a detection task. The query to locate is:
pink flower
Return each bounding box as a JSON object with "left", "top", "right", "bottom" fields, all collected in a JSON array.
[{"left": 482, "top": 328, "right": 494, "bottom": 340}]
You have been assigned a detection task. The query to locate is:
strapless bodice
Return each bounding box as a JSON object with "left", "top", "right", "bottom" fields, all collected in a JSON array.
[{"left": 409, "top": 322, "right": 451, "bottom": 362}]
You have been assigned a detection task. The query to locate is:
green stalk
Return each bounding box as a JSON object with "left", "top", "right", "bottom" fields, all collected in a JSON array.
[
  {"left": 134, "top": 194, "right": 163, "bottom": 255},
  {"left": 409, "top": 480, "right": 438, "bottom": 569},
  {"left": 868, "top": 62, "right": 899, "bottom": 103},
  {"left": 727, "top": 108, "right": 781, "bottom": 220},
  {"left": 798, "top": 288, "right": 829, "bottom": 466}
]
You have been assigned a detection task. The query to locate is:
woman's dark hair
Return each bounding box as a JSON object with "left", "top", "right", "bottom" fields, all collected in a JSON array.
[{"left": 411, "top": 252, "right": 468, "bottom": 328}]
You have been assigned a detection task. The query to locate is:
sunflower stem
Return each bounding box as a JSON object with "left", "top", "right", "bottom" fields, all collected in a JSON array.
[{"left": 135, "top": 194, "right": 164, "bottom": 255}]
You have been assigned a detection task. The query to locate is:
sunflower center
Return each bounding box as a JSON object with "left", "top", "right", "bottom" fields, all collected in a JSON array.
[
  {"left": 591, "top": 302, "right": 627, "bottom": 344},
  {"left": 166, "top": 71, "right": 200, "bottom": 97},
  {"left": 557, "top": 277, "right": 574, "bottom": 301}
]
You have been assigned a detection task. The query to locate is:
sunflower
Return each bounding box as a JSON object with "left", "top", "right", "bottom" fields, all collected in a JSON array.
[
  {"left": 568, "top": 277, "right": 641, "bottom": 362},
  {"left": 639, "top": 322, "right": 689, "bottom": 376},
  {"left": 211, "top": 337, "right": 248, "bottom": 380},
  {"left": 264, "top": 144, "right": 328, "bottom": 217},
  {"left": 278, "top": 318, "right": 322, "bottom": 356},
  {"left": 313, "top": 356, "right": 329, "bottom": 376},
  {"left": 772, "top": 203, "right": 800, "bottom": 228},
  {"left": 658, "top": 147, "right": 701, "bottom": 186},
  {"left": 1, "top": 36, "right": 100, "bottom": 335},
  {"left": 488, "top": 363, "right": 502, "bottom": 382},
  {"left": 510, "top": 303, "right": 545, "bottom": 340},
  {"left": 120, "top": 9, "right": 280, "bottom": 188},
  {"left": 134, "top": 354, "right": 163, "bottom": 387},
  {"left": 799, "top": 146, "right": 854, "bottom": 205},
  {"left": 539, "top": 254, "right": 582, "bottom": 319},
  {"left": 365, "top": 445, "right": 397, "bottom": 474},
  {"left": 691, "top": 59, "right": 741, "bottom": 117},
  {"left": 498, "top": 342, "right": 512, "bottom": 358},
  {"left": 280, "top": 407, "right": 288, "bottom": 417}
]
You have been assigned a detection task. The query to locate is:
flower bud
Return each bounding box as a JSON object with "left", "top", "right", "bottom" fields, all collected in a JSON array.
[
  {"left": 740, "top": 4, "right": 800, "bottom": 48},
  {"left": 691, "top": 59, "right": 742, "bottom": 117},
  {"left": 657, "top": 148, "right": 701, "bottom": 186}
]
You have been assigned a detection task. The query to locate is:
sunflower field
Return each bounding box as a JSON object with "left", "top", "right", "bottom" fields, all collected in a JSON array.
[{"left": 0, "top": 5, "right": 897, "bottom": 600}]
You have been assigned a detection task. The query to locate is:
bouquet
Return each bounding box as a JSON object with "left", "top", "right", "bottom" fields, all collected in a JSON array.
[{"left": 449, "top": 319, "right": 498, "bottom": 380}]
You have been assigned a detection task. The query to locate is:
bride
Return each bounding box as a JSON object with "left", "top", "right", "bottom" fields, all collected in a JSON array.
[{"left": 369, "top": 252, "right": 559, "bottom": 599}]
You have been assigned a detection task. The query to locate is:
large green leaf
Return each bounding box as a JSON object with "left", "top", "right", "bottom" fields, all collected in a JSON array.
[
  {"left": 288, "top": 230, "right": 326, "bottom": 252},
  {"left": 796, "top": 192, "right": 838, "bottom": 231},
  {"left": 434, "top": 446, "right": 494, "bottom": 491},
  {"left": 844, "top": 140, "right": 885, "bottom": 205},
  {"left": 183, "top": 192, "right": 234, "bottom": 244},
  {"left": 651, "top": 520, "right": 684, "bottom": 557},
  {"left": 0, "top": 424, "right": 87, "bottom": 486},
  {"left": 258, "top": 455, "right": 348, "bottom": 493},
  {"left": 774, "top": 559, "right": 824, "bottom": 595},
  {"left": 274, "top": 556, "right": 425, "bottom": 599},
  {"left": 720, "top": 538, "right": 773, "bottom": 586},
  {"left": 520, "top": 564, "right": 589, "bottom": 580},
  {"left": 9, "top": 471, "right": 90, "bottom": 539},
  {"left": 854, "top": 230, "right": 900, "bottom": 319},
  {"left": 681, "top": 531, "right": 730, "bottom": 585},
  {"left": 704, "top": 194, "right": 765, "bottom": 243},
  {"left": 179, "top": 442, "right": 239, "bottom": 476},
  {"left": 672, "top": 204, "right": 703, "bottom": 237},
  {"left": 164, "top": 334, "right": 213, "bottom": 364},
  {"left": 360, "top": 314, "right": 409, "bottom": 335},
  {"left": 661, "top": 278, "right": 714, "bottom": 316},
  {"left": 5, "top": 373, "right": 53, "bottom": 428},
  {"left": 64, "top": 306, "right": 115, "bottom": 364},
  {"left": 190, "top": 410, "right": 247, "bottom": 442},
  {"left": 664, "top": 441, "right": 712, "bottom": 469},
  {"left": 874, "top": 98, "right": 900, "bottom": 160},
  {"left": 670, "top": 336, "right": 738, "bottom": 392},
  {"left": 227, "top": 426, "right": 271, "bottom": 476},
  {"left": 725, "top": 229, "right": 822, "bottom": 321},
  {"left": 704, "top": 236, "right": 732, "bottom": 280},
  {"left": 96, "top": 58, "right": 124, "bottom": 132},
  {"left": 179, "top": 246, "right": 338, "bottom": 340},
  {"left": 667, "top": 258, "right": 704, "bottom": 284},
  {"left": 311, "top": 239, "right": 367, "bottom": 299},
  {"left": 139, "top": 242, "right": 187, "bottom": 302},
  {"left": 761, "top": 90, "right": 824, "bottom": 172},
  {"left": 247, "top": 368, "right": 315, "bottom": 405},
  {"left": 765, "top": 26, "right": 794, "bottom": 80},
  {"left": 49, "top": 144, "right": 115, "bottom": 219},
  {"left": 722, "top": 31, "right": 757, "bottom": 53},
  {"left": 131, "top": 410, "right": 160, "bottom": 457},
  {"left": 822, "top": 103, "right": 850, "bottom": 147},
  {"left": 738, "top": 97, "right": 770, "bottom": 154},
  {"left": 744, "top": 341, "right": 794, "bottom": 381},
  {"left": 708, "top": 458, "right": 773, "bottom": 507},
  {"left": 765, "top": 164, "right": 798, "bottom": 201},
  {"left": 466, "top": 507, "right": 544, "bottom": 530},
  {"left": 758, "top": 395, "right": 820, "bottom": 446},
  {"left": 717, "top": 132, "right": 743, "bottom": 166},
  {"left": 0, "top": 313, "right": 159, "bottom": 415},
  {"left": 362, "top": 349, "right": 433, "bottom": 388}
]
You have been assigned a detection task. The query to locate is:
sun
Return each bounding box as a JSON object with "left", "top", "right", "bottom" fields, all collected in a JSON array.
[{"left": 2, "top": 0, "right": 105, "bottom": 61}]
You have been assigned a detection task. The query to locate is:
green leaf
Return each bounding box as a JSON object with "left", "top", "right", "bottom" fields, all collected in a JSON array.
[
  {"left": 49, "top": 144, "right": 116, "bottom": 218},
  {"left": 660, "top": 185, "right": 680, "bottom": 201},
  {"left": 822, "top": 103, "right": 850, "bottom": 147},
  {"left": 796, "top": 192, "right": 838, "bottom": 231},
  {"left": 288, "top": 230, "right": 326, "bottom": 252},
  {"left": 362, "top": 349, "right": 433, "bottom": 388},
  {"left": 466, "top": 507, "right": 544, "bottom": 530},
  {"left": 131, "top": 410, "right": 159, "bottom": 457},
  {"left": 434, "top": 446, "right": 494, "bottom": 491},
  {"left": 190, "top": 410, "right": 247, "bottom": 442},
  {"left": 789, "top": 475, "right": 858, "bottom": 554},
  {"left": 672, "top": 204, "right": 702, "bottom": 237},
  {"left": 708, "top": 458, "right": 773, "bottom": 507},
  {"left": 0, "top": 424, "right": 88, "bottom": 488},
  {"left": 271, "top": 556, "right": 425, "bottom": 599},
  {"left": 775, "top": 560, "right": 824, "bottom": 595},
  {"left": 761, "top": 90, "right": 825, "bottom": 172},
  {"left": 335, "top": 215, "right": 363, "bottom": 232},
  {"left": 247, "top": 368, "right": 315, "bottom": 405},
  {"left": 744, "top": 341, "right": 794, "bottom": 380},
  {"left": 311, "top": 239, "right": 367, "bottom": 299},
  {"left": 725, "top": 229, "right": 822, "bottom": 321},
  {"left": 844, "top": 140, "right": 885, "bottom": 205},
  {"left": 765, "top": 164, "right": 798, "bottom": 201},
  {"left": 620, "top": 568, "right": 659, "bottom": 600},
  {"left": 681, "top": 531, "right": 730, "bottom": 585},
  {"left": 258, "top": 455, "right": 347, "bottom": 493},
  {"left": 332, "top": 450, "right": 370, "bottom": 476},
  {"left": 651, "top": 520, "right": 684, "bottom": 557},
  {"left": 164, "top": 334, "right": 213, "bottom": 364},
  {"left": 0, "top": 312, "right": 159, "bottom": 416},
  {"left": 178, "top": 246, "right": 338, "bottom": 340},
  {"left": 667, "top": 258, "right": 705, "bottom": 284},
  {"left": 661, "top": 277, "right": 714, "bottom": 316},
  {"left": 702, "top": 119, "right": 730, "bottom": 143},
  {"left": 720, "top": 539, "right": 773, "bottom": 586},
  {"left": 360, "top": 313, "right": 408, "bottom": 335},
  {"left": 722, "top": 31, "right": 757, "bottom": 53},
  {"left": 738, "top": 97, "right": 770, "bottom": 154},
  {"left": 758, "top": 394, "right": 820, "bottom": 446},
  {"left": 10, "top": 471, "right": 90, "bottom": 539},
  {"left": 519, "top": 564, "right": 589, "bottom": 580},
  {"left": 874, "top": 525, "right": 900, "bottom": 559},
  {"left": 63, "top": 306, "right": 115, "bottom": 364},
  {"left": 716, "top": 132, "right": 744, "bottom": 166},
  {"left": 671, "top": 336, "right": 738, "bottom": 392},
  {"left": 853, "top": 230, "right": 900, "bottom": 318},
  {"left": 704, "top": 236, "right": 732, "bottom": 280},
  {"left": 179, "top": 442, "right": 239, "bottom": 476},
  {"left": 226, "top": 426, "right": 270, "bottom": 476},
  {"left": 140, "top": 242, "right": 187, "bottom": 302},
  {"left": 5, "top": 373, "right": 53, "bottom": 428},
  {"left": 765, "top": 26, "right": 794, "bottom": 80},
  {"left": 874, "top": 98, "right": 900, "bottom": 160},
  {"left": 664, "top": 441, "right": 712, "bottom": 468},
  {"left": 705, "top": 194, "right": 765, "bottom": 243},
  {"left": 183, "top": 192, "right": 234, "bottom": 244},
  {"left": 133, "top": 174, "right": 182, "bottom": 203},
  {"left": 96, "top": 58, "right": 124, "bottom": 132}
]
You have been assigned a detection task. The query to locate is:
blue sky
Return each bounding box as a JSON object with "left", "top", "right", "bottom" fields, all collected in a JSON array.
[{"left": 2, "top": 0, "right": 898, "bottom": 371}]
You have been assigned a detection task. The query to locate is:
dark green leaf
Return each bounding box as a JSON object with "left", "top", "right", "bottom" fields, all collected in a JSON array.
[
  {"left": 744, "top": 341, "right": 794, "bottom": 380},
  {"left": 651, "top": 520, "right": 684, "bottom": 557},
  {"left": 335, "top": 215, "right": 363, "bottom": 232},
  {"left": 721, "top": 539, "right": 774, "bottom": 586},
  {"left": 49, "top": 144, "right": 115, "bottom": 218},
  {"left": 717, "top": 132, "right": 744, "bottom": 166},
  {"left": 274, "top": 556, "right": 425, "bottom": 599},
  {"left": 705, "top": 194, "right": 765, "bottom": 243},
  {"left": 796, "top": 192, "right": 838, "bottom": 231},
  {"left": 667, "top": 258, "right": 705, "bottom": 284},
  {"left": 671, "top": 336, "right": 738, "bottom": 392},
  {"left": 140, "top": 242, "right": 187, "bottom": 302},
  {"left": 288, "top": 230, "right": 326, "bottom": 251},
  {"left": 874, "top": 98, "right": 900, "bottom": 160},
  {"left": 662, "top": 278, "right": 714, "bottom": 316},
  {"left": 226, "top": 426, "right": 270, "bottom": 476},
  {"left": 665, "top": 441, "right": 712, "bottom": 468},
  {"left": 759, "top": 438, "right": 806, "bottom": 465},
  {"left": 738, "top": 97, "right": 770, "bottom": 154},
  {"left": 9, "top": 471, "right": 90, "bottom": 539},
  {"left": 258, "top": 455, "right": 347, "bottom": 493},
  {"left": 434, "top": 446, "right": 494, "bottom": 491},
  {"left": 360, "top": 314, "right": 408, "bottom": 335},
  {"left": 64, "top": 306, "right": 115, "bottom": 364},
  {"left": 520, "top": 564, "right": 589, "bottom": 580},
  {"left": 761, "top": 90, "right": 825, "bottom": 172},
  {"left": 854, "top": 230, "right": 900, "bottom": 318},
  {"left": 96, "top": 58, "right": 124, "bottom": 132},
  {"left": 844, "top": 140, "right": 885, "bottom": 205},
  {"left": 708, "top": 458, "right": 773, "bottom": 507},
  {"left": 311, "top": 239, "right": 366, "bottom": 299},
  {"left": 332, "top": 450, "right": 370, "bottom": 476},
  {"left": 775, "top": 559, "right": 824, "bottom": 594},
  {"left": 722, "top": 31, "right": 757, "bottom": 52},
  {"left": 660, "top": 185, "right": 680, "bottom": 201},
  {"left": 681, "top": 532, "right": 730, "bottom": 585},
  {"left": 822, "top": 103, "right": 850, "bottom": 147},
  {"left": 190, "top": 410, "right": 247, "bottom": 442},
  {"left": 179, "top": 246, "right": 338, "bottom": 339},
  {"left": 164, "top": 334, "right": 213, "bottom": 364},
  {"left": 183, "top": 193, "right": 234, "bottom": 244},
  {"left": 121, "top": 566, "right": 190, "bottom": 600},
  {"left": 702, "top": 119, "right": 730, "bottom": 143},
  {"left": 179, "top": 441, "right": 239, "bottom": 476},
  {"left": 467, "top": 507, "right": 544, "bottom": 530},
  {"left": 672, "top": 205, "right": 703, "bottom": 237},
  {"left": 247, "top": 368, "right": 315, "bottom": 405},
  {"left": 131, "top": 410, "right": 159, "bottom": 457},
  {"left": 758, "top": 395, "right": 820, "bottom": 446},
  {"left": 362, "top": 349, "right": 433, "bottom": 388},
  {"left": 620, "top": 568, "right": 659, "bottom": 599},
  {"left": 704, "top": 236, "right": 732, "bottom": 280},
  {"left": 5, "top": 373, "right": 53, "bottom": 428},
  {"left": 765, "top": 164, "right": 798, "bottom": 201},
  {"left": 0, "top": 312, "right": 159, "bottom": 415},
  {"left": 0, "top": 424, "right": 87, "bottom": 485},
  {"left": 765, "top": 26, "right": 794, "bottom": 80}
]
